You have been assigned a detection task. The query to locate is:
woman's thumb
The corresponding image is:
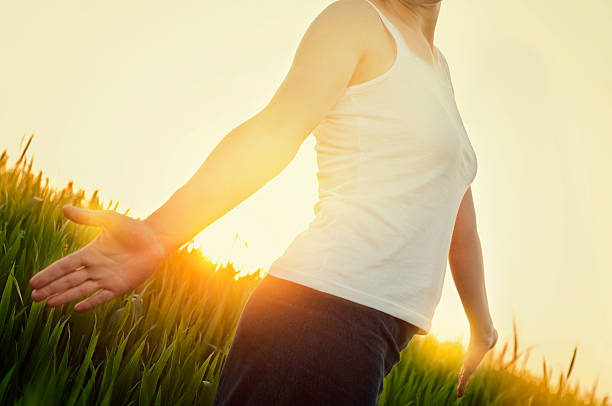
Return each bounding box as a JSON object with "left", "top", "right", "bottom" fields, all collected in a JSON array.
[{"left": 62, "top": 205, "right": 110, "bottom": 227}]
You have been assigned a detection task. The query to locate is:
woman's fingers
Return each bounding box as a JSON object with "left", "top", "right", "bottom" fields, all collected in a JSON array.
[
  {"left": 45, "top": 280, "right": 100, "bottom": 307},
  {"left": 457, "top": 362, "right": 477, "bottom": 397},
  {"left": 74, "top": 289, "right": 116, "bottom": 312},
  {"left": 456, "top": 329, "right": 498, "bottom": 398},
  {"left": 31, "top": 268, "right": 90, "bottom": 301},
  {"left": 29, "top": 250, "right": 85, "bottom": 290},
  {"left": 457, "top": 367, "right": 466, "bottom": 397}
]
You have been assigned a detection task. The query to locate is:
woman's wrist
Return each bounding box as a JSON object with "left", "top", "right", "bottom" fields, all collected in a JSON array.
[
  {"left": 469, "top": 319, "right": 495, "bottom": 340},
  {"left": 141, "top": 216, "right": 175, "bottom": 261}
]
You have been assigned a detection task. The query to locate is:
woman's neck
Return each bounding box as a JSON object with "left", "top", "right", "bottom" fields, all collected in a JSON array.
[{"left": 382, "top": 0, "right": 441, "bottom": 48}]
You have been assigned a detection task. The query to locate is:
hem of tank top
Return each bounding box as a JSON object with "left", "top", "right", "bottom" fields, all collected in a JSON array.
[{"left": 265, "top": 267, "right": 431, "bottom": 335}]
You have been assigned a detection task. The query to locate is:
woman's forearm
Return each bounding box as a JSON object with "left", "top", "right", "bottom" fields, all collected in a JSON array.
[
  {"left": 448, "top": 233, "right": 494, "bottom": 336},
  {"left": 143, "top": 112, "right": 300, "bottom": 258}
]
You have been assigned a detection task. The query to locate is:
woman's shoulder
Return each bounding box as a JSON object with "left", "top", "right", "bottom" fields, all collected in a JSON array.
[
  {"left": 325, "top": 0, "right": 378, "bottom": 15},
  {"left": 317, "top": 0, "right": 385, "bottom": 33},
  {"left": 313, "top": 0, "right": 391, "bottom": 61}
]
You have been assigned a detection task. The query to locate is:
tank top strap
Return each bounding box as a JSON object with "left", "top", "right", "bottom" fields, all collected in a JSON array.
[
  {"left": 435, "top": 48, "right": 455, "bottom": 96},
  {"left": 361, "top": 0, "right": 406, "bottom": 58}
]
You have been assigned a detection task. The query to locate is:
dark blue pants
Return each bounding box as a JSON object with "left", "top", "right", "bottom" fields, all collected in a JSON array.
[{"left": 212, "top": 274, "right": 419, "bottom": 406}]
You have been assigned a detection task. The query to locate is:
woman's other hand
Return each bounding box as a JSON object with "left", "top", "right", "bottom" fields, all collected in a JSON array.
[
  {"left": 456, "top": 326, "right": 498, "bottom": 398},
  {"left": 29, "top": 205, "right": 168, "bottom": 312}
]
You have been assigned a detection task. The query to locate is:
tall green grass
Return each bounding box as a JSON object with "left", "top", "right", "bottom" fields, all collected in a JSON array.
[
  {"left": 0, "top": 135, "right": 261, "bottom": 405},
  {"left": 0, "top": 135, "right": 609, "bottom": 405},
  {"left": 380, "top": 318, "right": 607, "bottom": 405}
]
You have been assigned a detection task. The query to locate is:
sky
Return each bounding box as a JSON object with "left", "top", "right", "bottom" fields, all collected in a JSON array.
[{"left": 1, "top": 0, "right": 610, "bottom": 398}]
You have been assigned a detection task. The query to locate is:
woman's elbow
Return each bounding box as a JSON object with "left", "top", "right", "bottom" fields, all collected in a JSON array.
[{"left": 449, "top": 229, "right": 480, "bottom": 258}]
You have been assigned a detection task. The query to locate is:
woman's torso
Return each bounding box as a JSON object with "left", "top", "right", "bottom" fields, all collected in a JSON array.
[{"left": 267, "top": 0, "right": 477, "bottom": 335}]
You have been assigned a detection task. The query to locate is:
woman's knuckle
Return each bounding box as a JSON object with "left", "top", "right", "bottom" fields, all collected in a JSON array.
[
  {"left": 67, "top": 273, "right": 80, "bottom": 285},
  {"left": 76, "top": 284, "right": 88, "bottom": 296},
  {"left": 79, "top": 252, "right": 93, "bottom": 268}
]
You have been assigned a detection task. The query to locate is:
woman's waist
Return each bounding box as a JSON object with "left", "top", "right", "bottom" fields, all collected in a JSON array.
[
  {"left": 280, "top": 219, "right": 452, "bottom": 269},
  {"left": 311, "top": 194, "right": 452, "bottom": 232}
]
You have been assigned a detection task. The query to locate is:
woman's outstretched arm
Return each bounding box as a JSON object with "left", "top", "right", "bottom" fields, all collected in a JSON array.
[
  {"left": 143, "top": 0, "right": 374, "bottom": 257},
  {"left": 142, "top": 109, "right": 304, "bottom": 257},
  {"left": 29, "top": 0, "right": 374, "bottom": 311},
  {"left": 448, "top": 186, "right": 498, "bottom": 397}
]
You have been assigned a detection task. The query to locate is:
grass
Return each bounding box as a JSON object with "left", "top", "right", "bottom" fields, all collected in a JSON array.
[{"left": 0, "top": 134, "right": 609, "bottom": 405}]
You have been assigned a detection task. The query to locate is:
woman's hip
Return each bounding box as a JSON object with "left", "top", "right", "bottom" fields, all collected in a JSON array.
[{"left": 213, "top": 274, "right": 419, "bottom": 405}]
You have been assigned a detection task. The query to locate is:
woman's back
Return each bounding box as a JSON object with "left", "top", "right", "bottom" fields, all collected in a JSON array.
[{"left": 267, "top": 0, "right": 477, "bottom": 335}]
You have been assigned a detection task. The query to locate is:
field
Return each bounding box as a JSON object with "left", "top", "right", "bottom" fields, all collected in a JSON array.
[{"left": 0, "top": 137, "right": 608, "bottom": 405}]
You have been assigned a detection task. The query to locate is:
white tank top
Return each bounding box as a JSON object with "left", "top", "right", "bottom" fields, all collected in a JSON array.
[{"left": 267, "top": 0, "right": 477, "bottom": 335}]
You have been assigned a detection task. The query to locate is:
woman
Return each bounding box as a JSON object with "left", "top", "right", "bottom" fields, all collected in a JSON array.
[{"left": 29, "top": 0, "right": 498, "bottom": 403}]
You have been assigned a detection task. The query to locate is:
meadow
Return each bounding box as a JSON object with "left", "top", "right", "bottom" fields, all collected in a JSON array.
[{"left": 0, "top": 136, "right": 608, "bottom": 405}]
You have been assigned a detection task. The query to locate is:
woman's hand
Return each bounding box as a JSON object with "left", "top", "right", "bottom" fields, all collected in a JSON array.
[
  {"left": 29, "top": 205, "right": 168, "bottom": 312},
  {"left": 456, "top": 326, "right": 498, "bottom": 398}
]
